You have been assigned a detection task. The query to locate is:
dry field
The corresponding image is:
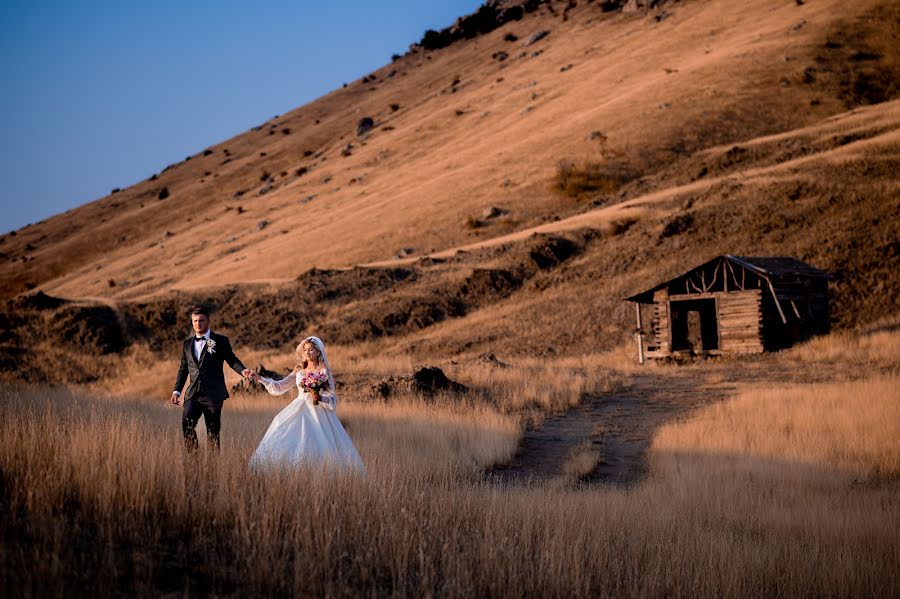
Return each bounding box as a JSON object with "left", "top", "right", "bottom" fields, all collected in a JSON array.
[
  {"left": 1, "top": 0, "right": 898, "bottom": 594},
  {"left": 1, "top": 329, "right": 898, "bottom": 597}
]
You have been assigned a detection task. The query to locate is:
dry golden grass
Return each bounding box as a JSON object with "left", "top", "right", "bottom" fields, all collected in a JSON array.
[
  {"left": 444, "top": 356, "right": 619, "bottom": 414},
  {"left": 652, "top": 377, "right": 900, "bottom": 478},
  {"left": 3, "top": 327, "right": 899, "bottom": 596},
  {"left": 560, "top": 441, "right": 602, "bottom": 482},
  {"left": 785, "top": 324, "right": 900, "bottom": 374}
]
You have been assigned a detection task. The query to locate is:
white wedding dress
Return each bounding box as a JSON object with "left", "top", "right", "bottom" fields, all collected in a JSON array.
[{"left": 250, "top": 369, "right": 365, "bottom": 473}]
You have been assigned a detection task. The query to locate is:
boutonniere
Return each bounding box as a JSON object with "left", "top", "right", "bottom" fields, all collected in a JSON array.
[{"left": 206, "top": 339, "right": 217, "bottom": 354}]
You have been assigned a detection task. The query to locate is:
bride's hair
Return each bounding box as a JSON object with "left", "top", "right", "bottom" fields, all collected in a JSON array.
[{"left": 294, "top": 340, "right": 321, "bottom": 372}]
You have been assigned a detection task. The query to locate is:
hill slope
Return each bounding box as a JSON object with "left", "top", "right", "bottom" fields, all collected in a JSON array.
[{"left": 1, "top": 0, "right": 898, "bottom": 382}]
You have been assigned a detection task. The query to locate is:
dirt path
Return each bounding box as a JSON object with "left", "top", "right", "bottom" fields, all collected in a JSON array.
[{"left": 489, "top": 359, "right": 840, "bottom": 486}]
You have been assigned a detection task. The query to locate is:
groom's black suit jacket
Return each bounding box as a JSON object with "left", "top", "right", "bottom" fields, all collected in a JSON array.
[{"left": 174, "top": 332, "right": 246, "bottom": 403}]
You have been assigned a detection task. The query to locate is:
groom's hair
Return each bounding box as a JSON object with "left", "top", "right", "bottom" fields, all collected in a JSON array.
[{"left": 191, "top": 305, "right": 210, "bottom": 317}]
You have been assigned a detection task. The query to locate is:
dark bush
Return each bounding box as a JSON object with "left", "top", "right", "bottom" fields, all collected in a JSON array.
[{"left": 552, "top": 160, "right": 630, "bottom": 200}]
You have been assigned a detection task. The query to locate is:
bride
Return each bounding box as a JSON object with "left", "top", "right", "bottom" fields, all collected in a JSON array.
[{"left": 249, "top": 336, "right": 364, "bottom": 473}]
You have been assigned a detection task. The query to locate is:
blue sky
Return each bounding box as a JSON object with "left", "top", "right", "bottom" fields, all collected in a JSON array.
[{"left": 0, "top": 1, "right": 483, "bottom": 234}]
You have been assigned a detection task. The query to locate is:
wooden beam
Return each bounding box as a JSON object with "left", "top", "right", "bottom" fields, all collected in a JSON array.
[
  {"left": 767, "top": 279, "right": 788, "bottom": 324},
  {"left": 635, "top": 303, "right": 645, "bottom": 365}
]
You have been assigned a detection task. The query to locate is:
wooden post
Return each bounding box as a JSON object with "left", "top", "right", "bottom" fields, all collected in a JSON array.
[{"left": 635, "top": 303, "right": 645, "bottom": 364}]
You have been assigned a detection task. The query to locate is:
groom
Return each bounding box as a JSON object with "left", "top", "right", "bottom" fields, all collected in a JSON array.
[{"left": 170, "top": 306, "right": 253, "bottom": 450}]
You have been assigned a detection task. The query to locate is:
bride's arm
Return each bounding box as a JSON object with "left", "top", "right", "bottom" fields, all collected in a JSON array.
[
  {"left": 258, "top": 370, "right": 298, "bottom": 396},
  {"left": 317, "top": 379, "right": 336, "bottom": 411}
]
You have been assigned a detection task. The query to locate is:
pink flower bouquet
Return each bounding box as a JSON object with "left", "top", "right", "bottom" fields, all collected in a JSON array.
[{"left": 300, "top": 371, "right": 329, "bottom": 402}]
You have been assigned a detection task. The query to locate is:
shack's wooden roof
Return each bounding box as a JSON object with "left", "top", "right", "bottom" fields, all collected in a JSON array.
[{"left": 626, "top": 255, "right": 829, "bottom": 303}]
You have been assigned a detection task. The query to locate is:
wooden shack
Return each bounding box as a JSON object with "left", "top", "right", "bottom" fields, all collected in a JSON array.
[{"left": 626, "top": 255, "right": 830, "bottom": 362}]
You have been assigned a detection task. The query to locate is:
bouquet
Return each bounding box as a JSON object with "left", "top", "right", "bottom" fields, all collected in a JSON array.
[{"left": 299, "top": 371, "right": 329, "bottom": 404}]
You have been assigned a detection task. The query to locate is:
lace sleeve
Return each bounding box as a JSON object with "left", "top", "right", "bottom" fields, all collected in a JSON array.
[
  {"left": 260, "top": 371, "right": 297, "bottom": 396},
  {"left": 318, "top": 383, "right": 336, "bottom": 411}
]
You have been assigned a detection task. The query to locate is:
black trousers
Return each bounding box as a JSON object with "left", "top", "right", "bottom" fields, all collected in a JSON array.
[{"left": 182, "top": 395, "right": 223, "bottom": 450}]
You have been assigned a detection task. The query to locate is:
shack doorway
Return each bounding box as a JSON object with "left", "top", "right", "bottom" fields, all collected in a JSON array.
[{"left": 670, "top": 298, "right": 719, "bottom": 352}]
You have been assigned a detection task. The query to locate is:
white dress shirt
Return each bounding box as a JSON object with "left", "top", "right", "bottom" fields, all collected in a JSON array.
[{"left": 193, "top": 330, "right": 210, "bottom": 361}]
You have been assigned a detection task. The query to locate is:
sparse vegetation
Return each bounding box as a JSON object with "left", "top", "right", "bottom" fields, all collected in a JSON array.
[{"left": 551, "top": 160, "right": 630, "bottom": 200}]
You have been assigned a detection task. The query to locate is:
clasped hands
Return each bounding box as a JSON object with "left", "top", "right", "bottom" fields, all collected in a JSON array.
[{"left": 169, "top": 368, "right": 256, "bottom": 405}]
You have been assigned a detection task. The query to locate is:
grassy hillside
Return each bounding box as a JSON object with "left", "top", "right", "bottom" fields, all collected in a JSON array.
[{"left": 1, "top": 0, "right": 898, "bottom": 382}]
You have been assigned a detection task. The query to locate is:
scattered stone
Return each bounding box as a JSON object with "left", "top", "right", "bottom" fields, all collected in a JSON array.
[
  {"left": 157, "top": 187, "right": 170, "bottom": 200},
  {"left": 560, "top": 63, "right": 574, "bottom": 72},
  {"left": 237, "top": 206, "right": 245, "bottom": 214},
  {"left": 478, "top": 353, "right": 509, "bottom": 368},
  {"left": 395, "top": 247, "right": 415, "bottom": 258},
  {"left": 411, "top": 367, "right": 467, "bottom": 395},
  {"left": 504, "top": 33, "right": 518, "bottom": 42},
  {"left": 370, "top": 379, "right": 393, "bottom": 399},
  {"left": 802, "top": 66, "right": 817, "bottom": 83},
  {"left": 233, "top": 189, "right": 247, "bottom": 198},
  {"left": 389, "top": 103, "right": 400, "bottom": 112},
  {"left": 341, "top": 144, "right": 353, "bottom": 157},
  {"left": 256, "top": 220, "right": 269, "bottom": 231},
  {"left": 296, "top": 167, "right": 308, "bottom": 177},
  {"left": 527, "top": 80, "right": 538, "bottom": 87},
  {"left": 658, "top": 102, "right": 672, "bottom": 109},
  {"left": 523, "top": 106, "right": 534, "bottom": 115},
  {"left": 300, "top": 194, "right": 317, "bottom": 204},
  {"left": 356, "top": 117, "right": 375, "bottom": 136},
  {"left": 791, "top": 20, "right": 807, "bottom": 31},
  {"left": 524, "top": 30, "right": 550, "bottom": 46},
  {"left": 482, "top": 206, "right": 507, "bottom": 219},
  {"left": 531, "top": 50, "right": 544, "bottom": 58},
  {"left": 492, "top": 50, "right": 509, "bottom": 61},
  {"left": 587, "top": 130, "right": 607, "bottom": 142},
  {"left": 660, "top": 213, "right": 694, "bottom": 238}
]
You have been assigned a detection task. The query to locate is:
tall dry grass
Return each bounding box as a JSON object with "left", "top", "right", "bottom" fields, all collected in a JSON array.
[
  {"left": 652, "top": 378, "right": 900, "bottom": 478},
  {"left": 443, "top": 355, "right": 620, "bottom": 415},
  {"left": 2, "top": 366, "right": 898, "bottom": 596}
]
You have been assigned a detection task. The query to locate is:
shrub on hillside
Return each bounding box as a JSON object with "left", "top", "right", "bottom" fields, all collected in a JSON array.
[{"left": 552, "top": 160, "right": 637, "bottom": 201}]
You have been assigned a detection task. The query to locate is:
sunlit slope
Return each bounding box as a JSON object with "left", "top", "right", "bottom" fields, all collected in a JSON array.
[{"left": 3, "top": 0, "right": 895, "bottom": 302}]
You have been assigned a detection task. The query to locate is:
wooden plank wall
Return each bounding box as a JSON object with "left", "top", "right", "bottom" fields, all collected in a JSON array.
[
  {"left": 717, "top": 289, "right": 764, "bottom": 353},
  {"left": 653, "top": 289, "right": 670, "bottom": 353}
]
